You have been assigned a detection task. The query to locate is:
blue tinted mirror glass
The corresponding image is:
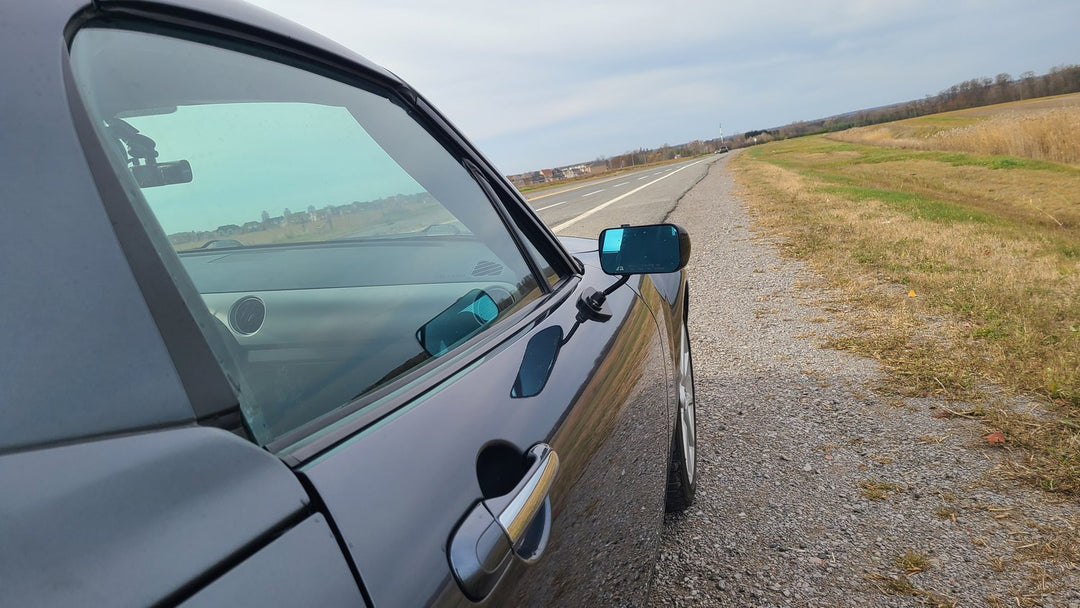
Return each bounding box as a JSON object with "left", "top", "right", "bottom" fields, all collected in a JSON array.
[
  {"left": 417, "top": 289, "right": 499, "bottom": 356},
  {"left": 598, "top": 224, "right": 688, "bottom": 275}
]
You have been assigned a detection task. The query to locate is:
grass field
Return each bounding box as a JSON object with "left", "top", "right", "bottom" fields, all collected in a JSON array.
[
  {"left": 733, "top": 95, "right": 1080, "bottom": 493},
  {"left": 832, "top": 92, "right": 1080, "bottom": 165}
]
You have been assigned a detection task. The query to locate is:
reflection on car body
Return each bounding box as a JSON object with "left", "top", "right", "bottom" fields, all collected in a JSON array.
[{"left": 0, "top": 1, "right": 698, "bottom": 605}]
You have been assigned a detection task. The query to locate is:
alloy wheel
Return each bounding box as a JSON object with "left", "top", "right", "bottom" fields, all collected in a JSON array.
[{"left": 678, "top": 323, "right": 696, "bottom": 484}]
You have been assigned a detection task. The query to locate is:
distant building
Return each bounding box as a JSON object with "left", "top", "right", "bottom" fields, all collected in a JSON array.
[{"left": 506, "top": 161, "right": 595, "bottom": 187}]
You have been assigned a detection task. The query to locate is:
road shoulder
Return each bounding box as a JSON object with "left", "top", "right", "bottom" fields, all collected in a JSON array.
[{"left": 649, "top": 155, "right": 1080, "bottom": 607}]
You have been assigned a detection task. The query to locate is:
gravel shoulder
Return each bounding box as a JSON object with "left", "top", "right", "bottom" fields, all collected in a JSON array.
[{"left": 647, "top": 155, "right": 1080, "bottom": 607}]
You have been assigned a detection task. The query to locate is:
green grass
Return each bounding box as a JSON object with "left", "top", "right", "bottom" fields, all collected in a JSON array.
[
  {"left": 734, "top": 127, "right": 1080, "bottom": 494},
  {"left": 932, "top": 152, "right": 1072, "bottom": 173},
  {"left": 820, "top": 185, "right": 996, "bottom": 224}
]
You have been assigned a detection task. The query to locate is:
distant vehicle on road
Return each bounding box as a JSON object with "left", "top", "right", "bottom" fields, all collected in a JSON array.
[
  {"left": 716, "top": 145, "right": 731, "bottom": 154},
  {"left": 3, "top": 1, "right": 698, "bottom": 606}
]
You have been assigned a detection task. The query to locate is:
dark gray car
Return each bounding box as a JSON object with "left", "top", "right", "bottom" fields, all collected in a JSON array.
[{"left": 0, "top": 1, "right": 697, "bottom": 605}]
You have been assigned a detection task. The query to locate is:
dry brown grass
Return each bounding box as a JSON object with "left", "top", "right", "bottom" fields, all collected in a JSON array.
[
  {"left": 831, "top": 93, "right": 1080, "bottom": 166},
  {"left": 928, "top": 109, "right": 1080, "bottom": 165},
  {"left": 895, "top": 551, "right": 931, "bottom": 573},
  {"left": 969, "top": 512, "right": 1080, "bottom": 604},
  {"left": 732, "top": 103, "right": 1080, "bottom": 494},
  {"left": 1014, "top": 517, "right": 1080, "bottom": 563},
  {"left": 858, "top": 479, "right": 906, "bottom": 500},
  {"left": 866, "top": 573, "right": 956, "bottom": 607}
]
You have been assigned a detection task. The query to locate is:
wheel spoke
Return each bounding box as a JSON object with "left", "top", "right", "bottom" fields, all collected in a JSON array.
[{"left": 679, "top": 324, "right": 696, "bottom": 483}]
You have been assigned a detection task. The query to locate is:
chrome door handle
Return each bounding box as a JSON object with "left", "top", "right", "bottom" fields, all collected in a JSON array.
[
  {"left": 485, "top": 443, "right": 559, "bottom": 554},
  {"left": 449, "top": 444, "right": 559, "bottom": 601}
]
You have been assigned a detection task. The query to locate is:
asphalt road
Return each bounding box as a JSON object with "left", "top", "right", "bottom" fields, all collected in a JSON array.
[{"left": 523, "top": 156, "right": 724, "bottom": 239}]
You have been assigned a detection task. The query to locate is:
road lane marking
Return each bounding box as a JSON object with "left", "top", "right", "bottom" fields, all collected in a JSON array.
[
  {"left": 612, "top": 181, "right": 630, "bottom": 187},
  {"left": 553, "top": 158, "right": 709, "bottom": 233},
  {"left": 582, "top": 189, "right": 605, "bottom": 197},
  {"left": 523, "top": 159, "right": 702, "bottom": 201},
  {"left": 637, "top": 176, "right": 650, "bottom": 180},
  {"left": 524, "top": 171, "right": 644, "bottom": 201},
  {"left": 536, "top": 201, "right": 568, "bottom": 211}
]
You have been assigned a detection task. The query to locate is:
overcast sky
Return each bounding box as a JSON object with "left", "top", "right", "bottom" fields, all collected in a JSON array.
[{"left": 247, "top": 0, "right": 1080, "bottom": 175}]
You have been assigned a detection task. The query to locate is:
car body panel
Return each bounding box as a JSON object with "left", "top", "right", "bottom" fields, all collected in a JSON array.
[
  {"left": 302, "top": 255, "right": 674, "bottom": 606},
  {"left": 180, "top": 514, "right": 366, "bottom": 607},
  {"left": 0, "top": 427, "right": 312, "bottom": 607},
  {"left": 0, "top": 0, "right": 195, "bottom": 452}
]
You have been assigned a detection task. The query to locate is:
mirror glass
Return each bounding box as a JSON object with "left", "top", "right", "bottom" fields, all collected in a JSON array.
[
  {"left": 598, "top": 223, "right": 687, "bottom": 275},
  {"left": 417, "top": 289, "right": 499, "bottom": 356}
]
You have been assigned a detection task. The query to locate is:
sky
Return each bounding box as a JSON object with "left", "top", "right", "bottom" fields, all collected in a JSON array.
[{"left": 245, "top": 0, "right": 1080, "bottom": 175}]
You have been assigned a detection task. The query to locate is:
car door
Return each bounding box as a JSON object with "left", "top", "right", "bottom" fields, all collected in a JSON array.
[
  {"left": 299, "top": 265, "right": 673, "bottom": 606},
  {"left": 67, "top": 3, "right": 675, "bottom": 605}
]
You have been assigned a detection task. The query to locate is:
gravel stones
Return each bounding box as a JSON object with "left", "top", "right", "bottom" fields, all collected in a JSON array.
[{"left": 646, "top": 155, "right": 1080, "bottom": 607}]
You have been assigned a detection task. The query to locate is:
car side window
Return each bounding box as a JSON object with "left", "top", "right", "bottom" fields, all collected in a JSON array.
[
  {"left": 69, "top": 27, "right": 543, "bottom": 446},
  {"left": 523, "top": 238, "right": 562, "bottom": 288}
]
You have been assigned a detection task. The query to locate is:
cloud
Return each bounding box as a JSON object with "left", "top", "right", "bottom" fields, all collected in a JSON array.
[{"left": 246, "top": 0, "right": 1080, "bottom": 173}]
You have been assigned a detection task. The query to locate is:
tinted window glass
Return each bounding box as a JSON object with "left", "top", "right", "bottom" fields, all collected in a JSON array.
[{"left": 70, "top": 28, "right": 541, "bottom": 445}]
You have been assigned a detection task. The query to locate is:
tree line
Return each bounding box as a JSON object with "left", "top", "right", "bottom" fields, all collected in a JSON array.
[
  {"left": 603, "top": 140, "right": 714, "bottom": 170},
  {"left": 516, "top": 65, "right": 1080, "bottom": 182},
  {"left": 771, "top": 64, "right": 1080, "bottom": 141}
]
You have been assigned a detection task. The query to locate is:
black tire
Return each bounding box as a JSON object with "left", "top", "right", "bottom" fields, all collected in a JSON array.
[{"left": 665, "top": 320, "right": 697, "bottom": 512}]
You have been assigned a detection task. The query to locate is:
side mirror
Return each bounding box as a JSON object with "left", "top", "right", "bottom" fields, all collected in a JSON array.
[
  {"left": 417, "top": 289, "right": 499, "bottom": 356},
  {"left": 597, "top": 223, "right": 690, "bottom": 275}
]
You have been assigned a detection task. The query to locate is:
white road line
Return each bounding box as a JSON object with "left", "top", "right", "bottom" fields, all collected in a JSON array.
[
  {"left": 637, "top": 176, "right": 651, "bottom": 180},
  {"left": 582, "top": 189, "right": 605, "bottom": 197},
  {"left": 553, "top": 158, "right": 709, "bottom": 233},
  {"left": 536, "top": 201, "right": 568, "bottom": 211},
  {"left": 612, "top": 181, "right": 630, "bottom": 187}
]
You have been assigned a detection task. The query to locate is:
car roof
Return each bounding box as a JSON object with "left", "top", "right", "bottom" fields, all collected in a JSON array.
[{"left": 97, "top": 0, "right": 401, "bottom": 84}]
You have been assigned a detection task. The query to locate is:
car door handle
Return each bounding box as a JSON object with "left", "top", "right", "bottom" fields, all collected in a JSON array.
[
  {"left": 485, "top": 443, "right": 559, "bottom": 552},
  {"left": 449, "top": 444, "right": 559, "bottom": 601}
]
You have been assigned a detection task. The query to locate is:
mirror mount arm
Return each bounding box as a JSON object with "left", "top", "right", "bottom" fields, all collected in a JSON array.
[
  {"left": 600, "top": 273, "right": 631, "bottom": 298},
  {"left": 575, "top": 274, "right": 629, "bottom": 323}
]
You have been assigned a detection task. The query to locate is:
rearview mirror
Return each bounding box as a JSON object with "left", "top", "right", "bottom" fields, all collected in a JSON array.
[
  {"left": 132, "top": 159, "right": 192, "bottom": 188},
  {"left": 598, "top": 223, "right": 690, "bottom": 275}
]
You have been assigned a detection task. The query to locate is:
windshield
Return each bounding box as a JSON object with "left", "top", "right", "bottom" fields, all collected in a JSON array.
[{"left": 117, "top": 102, "right": 466, "bottom": 250}]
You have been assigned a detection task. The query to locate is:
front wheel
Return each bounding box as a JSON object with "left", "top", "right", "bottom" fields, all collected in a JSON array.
[{"left": 665, "top": 320, "right": 697, "bottom": 512}]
